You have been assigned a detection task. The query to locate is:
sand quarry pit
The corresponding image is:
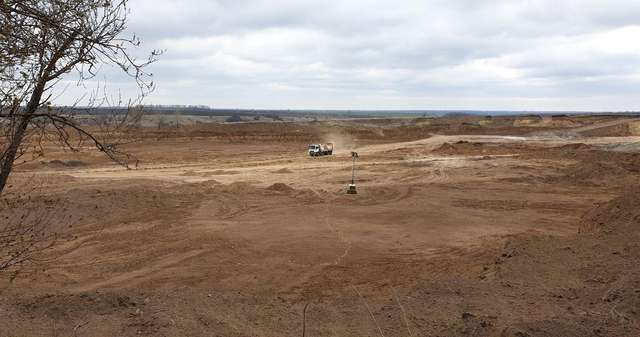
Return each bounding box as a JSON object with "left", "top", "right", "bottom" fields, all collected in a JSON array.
[{"left": 2, "top": 115, "right": 640, "bottom": 336}]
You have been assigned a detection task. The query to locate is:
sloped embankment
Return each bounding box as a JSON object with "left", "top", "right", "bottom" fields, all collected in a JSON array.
[
  {"left": 487, "top": 188, "right": 640, "bottom": 336},
  {"left": 404, "top": 186, "right": 640, "bottom": 337}
]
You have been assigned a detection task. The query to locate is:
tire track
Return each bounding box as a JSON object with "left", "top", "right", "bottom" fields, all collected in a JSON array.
[{"left": 322, "top": 196, "right": 352, "bottom": 267}]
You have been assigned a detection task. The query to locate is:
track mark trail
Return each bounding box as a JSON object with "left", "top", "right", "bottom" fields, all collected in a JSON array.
[
  {"left": 321, "top": 194, "right": 352, "bottom": 267},
  {"left": 70, "top": 250, "right": 207, "bottom": 292}
]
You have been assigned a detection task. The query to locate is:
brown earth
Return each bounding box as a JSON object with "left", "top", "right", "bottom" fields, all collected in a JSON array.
[{"left": 1, "top": 115, "right": 640, "bottom": 336}]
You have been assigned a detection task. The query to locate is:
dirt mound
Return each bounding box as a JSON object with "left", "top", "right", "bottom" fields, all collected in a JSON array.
[
  {"left": 434, "top": 141, "right": 484, "bottom": 155},
  {"left": 266, "top": 182, "right": 295, "bottom": 192},
  {"left": 208, "top": 181, "right": 322, "bottom": 206},
  {"left": 556, "top": 143, "right": 591, "bottom": 150},
  {"left": 434, "top": 142, "right": 456, "bottom": 153},
  {"left": 332, "top": 185, "right": 413, "bottom": 206},
  {"left": 273, "top": 168, "right": 293, "bottom": 174},
  {"left": 47, "top": 160, "right": 87, "bottom": 168},
  {"left": 265, "top": 183, "right": 323, "bottom": 203}
]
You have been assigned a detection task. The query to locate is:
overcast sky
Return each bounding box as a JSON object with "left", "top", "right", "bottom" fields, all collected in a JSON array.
[{"left": 59, "top": 0, "right": 640, "bottom": 111}]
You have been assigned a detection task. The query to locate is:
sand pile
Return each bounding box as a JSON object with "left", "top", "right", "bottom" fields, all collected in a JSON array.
[
  {"left": 434, "top": 142, "right": 457, "bottom": 154},
  {"left": 273, "top": 168, "right": 293, "bottom": 174},
  {"left": 266, "top": 182, "right": 295, "bottom": 192},
  {"left": 265, "top": 183, "right": 325, "bottom": 204},
  {"left": 434, "top": 141, "right": 484, "bottom": 155},
  {"left": 556, "top": 143, "right": 591, "bottom": 151},
  {"left": 47, "top": 160, "right": 87, "bottom": 168}
]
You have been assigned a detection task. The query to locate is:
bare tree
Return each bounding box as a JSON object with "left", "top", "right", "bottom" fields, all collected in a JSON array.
[{"left": 0, "top": 0, "right": 160, "bottom": 195}]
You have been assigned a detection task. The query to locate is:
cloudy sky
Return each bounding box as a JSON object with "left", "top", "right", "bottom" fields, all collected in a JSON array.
[{"left": 61, "top": 0, "right": 640, "bottom": 111}]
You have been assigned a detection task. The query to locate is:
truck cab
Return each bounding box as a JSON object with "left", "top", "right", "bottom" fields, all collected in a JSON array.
[{"left": 309, "top": 144, "right": 322, "bottom": 156}]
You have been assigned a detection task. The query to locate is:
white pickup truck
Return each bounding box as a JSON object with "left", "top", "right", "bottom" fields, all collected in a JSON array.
[{"left": 308, "top": 143, "right": 334, "bottom": 156}]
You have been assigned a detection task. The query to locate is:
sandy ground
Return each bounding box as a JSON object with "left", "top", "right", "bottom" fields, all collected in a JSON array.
[{"left": 1, "top": 115, "right": 640, "bottom": 336}]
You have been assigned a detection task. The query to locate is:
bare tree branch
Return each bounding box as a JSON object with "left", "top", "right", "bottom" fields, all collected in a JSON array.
[{"left": 0, "top": 0, "right": 160, "bottom": 195}]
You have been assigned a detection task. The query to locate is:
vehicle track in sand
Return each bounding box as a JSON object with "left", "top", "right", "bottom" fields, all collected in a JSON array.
[
  {"left": 321, "top": 199, "right": 352, "bottom": 267},
  {"left": 70, "top": 249, "right": 208, "bottom": 292}
]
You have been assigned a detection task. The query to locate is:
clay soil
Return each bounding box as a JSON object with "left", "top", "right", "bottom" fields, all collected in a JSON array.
[{"left": 2, "top": 115, "right": 640, "bottom": 336}]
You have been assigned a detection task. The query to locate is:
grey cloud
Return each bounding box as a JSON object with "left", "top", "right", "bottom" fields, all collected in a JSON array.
[{"left": 53, "top": 0, "right": 640, "bottom": 111}]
